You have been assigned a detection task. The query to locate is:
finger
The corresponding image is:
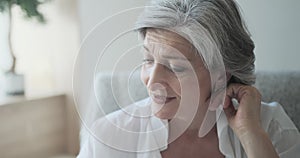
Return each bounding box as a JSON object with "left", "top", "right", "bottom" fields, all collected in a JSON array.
[
  {"left": 225, "top": 83, "right": 246, "bottom": 103},
  {"left": 223, "top": 83, "right": 242, "bottom": 109},
  {"left": 223, "top": 95, "right": 232, "bottom": 109},
  {"left": 223, "top": 98, "right": 236, "bottom": 122},
  {"left": 226, "top": 84, "right": 261, "bottom": 107}
]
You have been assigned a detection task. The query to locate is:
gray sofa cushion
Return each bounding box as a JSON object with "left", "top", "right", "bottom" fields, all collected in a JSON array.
[
  {"left": 94, "top": 71, "right": 148, "bottom": 114},
  {"left": 94, "top": 71, "right": 300, "bottom": 130},
  {"left": 254, "top": 71, "right": 300, "bottom": 129}
]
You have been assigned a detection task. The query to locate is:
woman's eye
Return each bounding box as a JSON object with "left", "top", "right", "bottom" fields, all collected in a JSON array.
[
  {"left": 142, "top": 59, "right": 154, "bottom": 65},
  {"left": 170, "top": 65, "right": 186, "bottom": 73}
]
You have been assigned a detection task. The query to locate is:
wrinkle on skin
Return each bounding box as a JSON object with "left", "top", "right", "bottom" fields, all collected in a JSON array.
[{"left": 141, "top": 28, "right": 212, "bottom": 131}]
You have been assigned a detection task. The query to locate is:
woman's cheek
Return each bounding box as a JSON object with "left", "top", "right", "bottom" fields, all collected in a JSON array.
[
  {"left": 140, "top": 66, "right": 150, "bottom": 86},
  {"left": 175, "top": 75, "right": 195, "bottom": 97}
]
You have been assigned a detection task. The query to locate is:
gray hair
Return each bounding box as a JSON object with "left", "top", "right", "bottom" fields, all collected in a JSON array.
[{"left": 135, "top": 0, "right": 255, "bottom": 85}]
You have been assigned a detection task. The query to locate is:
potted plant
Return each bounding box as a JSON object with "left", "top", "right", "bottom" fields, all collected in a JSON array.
[{"left": 0, "top": 0, "right": 48, "bottom": 95}]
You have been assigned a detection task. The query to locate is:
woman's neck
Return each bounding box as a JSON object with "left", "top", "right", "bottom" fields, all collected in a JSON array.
[{"left": 161, "top": 125, "right": 223, "bottom": 158}]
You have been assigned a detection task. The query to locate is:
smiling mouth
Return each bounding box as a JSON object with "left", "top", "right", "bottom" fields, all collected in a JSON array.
[{"left": 151, "top": 94, "right": 176, "bottom": 104}]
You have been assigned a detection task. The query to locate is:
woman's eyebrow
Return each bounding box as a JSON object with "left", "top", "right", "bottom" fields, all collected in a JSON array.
[
  {"left": 161, "top": 55, "right": 192, "bottom": 61},
  {"left": 143, "top": 45, "right": 192, "bottom": 61}
]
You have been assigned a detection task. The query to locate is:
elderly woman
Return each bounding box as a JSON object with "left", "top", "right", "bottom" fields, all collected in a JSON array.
[{"left": 77, "top": 0, "right": 300, "bottom": 157}]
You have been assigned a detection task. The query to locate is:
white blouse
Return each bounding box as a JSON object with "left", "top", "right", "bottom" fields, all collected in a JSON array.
[{"left": 77, "top": 98, "right": 300, "bottom": 158}]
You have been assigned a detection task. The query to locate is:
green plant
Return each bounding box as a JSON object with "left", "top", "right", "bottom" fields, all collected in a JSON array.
[{"left": 0, "top": 0, "right": 48, "bottom": 73}]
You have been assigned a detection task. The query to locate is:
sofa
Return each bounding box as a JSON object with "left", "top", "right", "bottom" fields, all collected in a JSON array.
[{"left": 255, "top": 71, "right": 300, "bottom": 129}]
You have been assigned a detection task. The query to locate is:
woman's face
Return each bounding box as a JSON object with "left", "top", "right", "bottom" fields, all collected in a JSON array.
[{"left": 141, "top": 29, "right": 212, "bottom": 120}]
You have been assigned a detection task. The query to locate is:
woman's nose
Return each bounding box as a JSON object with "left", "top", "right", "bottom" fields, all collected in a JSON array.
[{"left": 147, "top": 63, "right": 169, "bottom": 87}]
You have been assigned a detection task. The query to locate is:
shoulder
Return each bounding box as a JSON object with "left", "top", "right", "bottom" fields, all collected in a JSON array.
[
  {"left": 77, "top": 97, "right": 168, "bottom": 157},
  {"left": 90, "top": 97, "right": 162, "bottom": 152},
  {"left": 260, "top": 102, "right": 298, "bottom": 130},
  {"left": 77, "top": 98, "right": 153, "bottom": 158},
  {"left": 260, "top": 102, "right": 300, "bottom": 156},
  {"left": 92, "top": 97, "right": 152, "bottom": 131}
]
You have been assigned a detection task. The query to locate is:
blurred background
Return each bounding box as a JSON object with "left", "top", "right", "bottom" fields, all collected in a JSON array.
[{"left": 0, "top": 0, "right": 299, "bottom": 157}]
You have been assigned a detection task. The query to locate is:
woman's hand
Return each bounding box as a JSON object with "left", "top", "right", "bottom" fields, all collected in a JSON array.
[
  {"left": 223, "top": 84, "right": 279, "bottom": 158},
  {"left": 223, "top": 84, "right": 262, "bottom": 136}
]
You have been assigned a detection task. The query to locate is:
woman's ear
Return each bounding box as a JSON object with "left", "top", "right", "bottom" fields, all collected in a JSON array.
[{"left": 226, "top": 72, "right": 232, "bottom": 83}]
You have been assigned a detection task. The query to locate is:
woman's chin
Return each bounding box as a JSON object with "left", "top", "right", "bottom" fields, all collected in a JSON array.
[
  {"left": 153, "top": 109, "right": 177, "bottom": 120},
  {"left": 151, "top": 101, "right": 178, "bottom": 120}
]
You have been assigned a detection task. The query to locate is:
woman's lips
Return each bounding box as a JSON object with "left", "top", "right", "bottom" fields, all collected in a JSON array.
[{"left": 151, "top": 95, "right": 176, "bottom": 104}]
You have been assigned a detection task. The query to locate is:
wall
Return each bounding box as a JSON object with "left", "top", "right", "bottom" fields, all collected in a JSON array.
[
  {"left": 236, "top": 0, "right": 300, "bottom": 71},
  {"left": 78, "top": 0, "right": 300, "bottom": 72}
]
